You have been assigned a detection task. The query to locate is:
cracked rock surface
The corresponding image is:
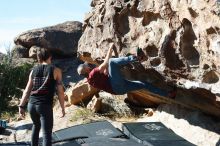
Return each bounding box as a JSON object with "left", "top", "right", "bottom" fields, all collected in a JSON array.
[{"left": 78, "top": 0, "right": 220, "bottom": 117}]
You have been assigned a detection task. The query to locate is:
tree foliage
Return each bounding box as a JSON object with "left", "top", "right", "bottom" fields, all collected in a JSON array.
[{"left": 0, "top": 51, "right": 33, "bottom": 114}]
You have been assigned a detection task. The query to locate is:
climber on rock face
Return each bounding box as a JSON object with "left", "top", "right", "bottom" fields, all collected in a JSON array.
[{"left": 77, "top": 43, "right": 176, "bottom": 98}]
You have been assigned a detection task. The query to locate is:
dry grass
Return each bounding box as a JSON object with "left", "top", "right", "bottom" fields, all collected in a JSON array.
[
  {"left": 0, "top": 105, "right": 18, "bottom": 122},
  {"left": 70, "top": 107, "right": 96, "bottom": 123}
]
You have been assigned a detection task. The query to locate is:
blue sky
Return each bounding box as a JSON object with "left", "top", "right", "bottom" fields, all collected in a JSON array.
[{"left": 0, "top": 0, "right": 91, "bottom": 53}]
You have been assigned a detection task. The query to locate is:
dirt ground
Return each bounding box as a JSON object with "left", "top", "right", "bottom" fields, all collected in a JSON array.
[{"left": 1, "top": 98, "right": 220, "bottom": 146}]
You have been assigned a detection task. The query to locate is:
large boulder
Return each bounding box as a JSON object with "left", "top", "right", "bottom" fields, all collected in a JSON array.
[
  {"left": 66, "top": 79, "right": 100, "bottom": 105},
  {"left": 11, "top": 45, "right": 29, "bottom": 58},
  {"left": 52, "top": 58, "right": 84, "bottom": 85},
  {"left": 77, "top": 0, "right": 220, "bottom": 117},
  {"left": 14, "top": 21, "right": 83, "bottom": 58},
  {"left": 28, "top": 46, "right": 39, "bottom": 58}
]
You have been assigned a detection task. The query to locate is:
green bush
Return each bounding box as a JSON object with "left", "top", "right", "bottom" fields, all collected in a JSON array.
[{"left": 0, "top": 57, "right": 33, "bottom": 116}]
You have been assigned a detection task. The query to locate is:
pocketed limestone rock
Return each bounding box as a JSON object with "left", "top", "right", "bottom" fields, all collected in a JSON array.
[{"left": 78, "top": 0, "right": 220, "bottom": 117}]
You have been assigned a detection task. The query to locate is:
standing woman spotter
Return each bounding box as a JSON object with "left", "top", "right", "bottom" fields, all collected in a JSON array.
[{"left": 18, "top": 48, "right": 65, "bottom": 146}]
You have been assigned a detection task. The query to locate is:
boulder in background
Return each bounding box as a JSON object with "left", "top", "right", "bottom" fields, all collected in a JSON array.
[{"left": 14, "top": 21, "right": 83, "bottom": 58}]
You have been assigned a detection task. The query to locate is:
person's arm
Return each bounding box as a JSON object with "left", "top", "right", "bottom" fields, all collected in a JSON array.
[
  {"left": 18, "top": 71, "right": 33, "bottom": 118},
  {"left": 54, "top": 67, "right": 65, "bottom": 117},
  {"left": 98, "top": 43, "right": 114, "bottom": 73}
]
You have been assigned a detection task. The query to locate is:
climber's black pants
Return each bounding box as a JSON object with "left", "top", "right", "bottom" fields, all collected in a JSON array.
[{"left": 28, "top": 103, "right": 53, "bottom": 146}]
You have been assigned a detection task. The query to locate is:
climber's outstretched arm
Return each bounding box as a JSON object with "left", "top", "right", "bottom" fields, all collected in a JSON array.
[{"left": 98, "top": 43, "right": 114, "bottom": 73}]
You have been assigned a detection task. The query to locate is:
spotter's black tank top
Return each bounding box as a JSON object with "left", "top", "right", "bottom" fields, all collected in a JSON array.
[{"left": 29, "top": 64, "right": 56, "bottom": 105}]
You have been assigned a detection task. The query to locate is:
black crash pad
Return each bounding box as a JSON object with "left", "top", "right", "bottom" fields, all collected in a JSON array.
[
  {"left": 122, "top": 122, "right": 195, "bottom": 146},
  {"left": 52, "top": 121, "right": 124, "bottom": 142},
  {"left": 53, "top": 138, "right": 145, "bottom": 146},
  {"left": 53, "top": 140, "right": 81, "bottom": 146},
  {"left": 80, "top": 137, "right": 145, "bottom": 146}
]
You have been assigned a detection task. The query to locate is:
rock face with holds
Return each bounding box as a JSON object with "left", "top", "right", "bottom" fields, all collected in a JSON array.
[
  {"left": 77, "top": 0, "right": 220, "bottom": 116},
  {"left": 14, "top": 21, "right": 83, "bottom": 58}
]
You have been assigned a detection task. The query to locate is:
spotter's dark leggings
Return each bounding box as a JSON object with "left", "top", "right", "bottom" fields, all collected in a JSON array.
[{"left": 28, "top": 103, "right": 53, "bottom": 146}]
